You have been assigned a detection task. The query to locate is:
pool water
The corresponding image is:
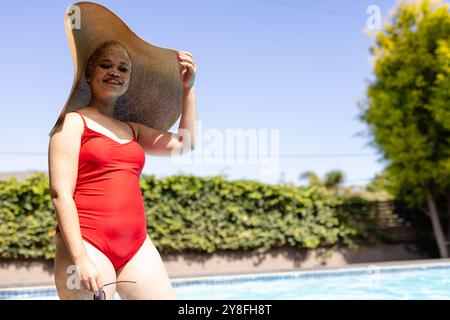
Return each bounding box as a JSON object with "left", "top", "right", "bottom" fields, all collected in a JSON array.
[{"left": 1, "top": 262, "right": 449, "bottom": 300}]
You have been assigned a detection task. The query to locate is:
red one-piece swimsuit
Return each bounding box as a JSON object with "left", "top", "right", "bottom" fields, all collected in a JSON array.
[{"left": 55, "top": 110, "right": 147, "bottom": 270}]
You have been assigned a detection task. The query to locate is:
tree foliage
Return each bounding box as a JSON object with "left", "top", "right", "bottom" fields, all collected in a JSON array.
[{"left": 361, "top": 0, "right": 450, "bottom": 256}]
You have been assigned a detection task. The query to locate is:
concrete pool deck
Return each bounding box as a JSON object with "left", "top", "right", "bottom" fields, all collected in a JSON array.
[{"left": 0, "top": 243, "right": 433, "bottom": 288}]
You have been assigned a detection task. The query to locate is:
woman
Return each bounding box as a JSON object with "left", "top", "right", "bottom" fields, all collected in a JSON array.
[{"left": 48, "top": 40, "right": 197, "bottom": 300}]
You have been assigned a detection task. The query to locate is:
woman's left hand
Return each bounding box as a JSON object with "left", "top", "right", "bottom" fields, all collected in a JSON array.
[{"left": 177, "top": 51, "right": 197, "bottom": 91}]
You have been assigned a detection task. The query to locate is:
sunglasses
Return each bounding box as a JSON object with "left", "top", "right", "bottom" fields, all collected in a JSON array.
[{"left": 93, "top": 280, "right": 137, "bottom": 300}]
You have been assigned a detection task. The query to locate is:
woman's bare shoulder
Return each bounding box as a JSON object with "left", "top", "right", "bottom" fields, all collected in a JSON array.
[{"left": 50, "top": 112, "right": 84, "bottom": 141}]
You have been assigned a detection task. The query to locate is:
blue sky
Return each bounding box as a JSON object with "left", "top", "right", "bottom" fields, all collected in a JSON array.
[{"left": 1, "top": 0, "right": 432, "bottom": 186}]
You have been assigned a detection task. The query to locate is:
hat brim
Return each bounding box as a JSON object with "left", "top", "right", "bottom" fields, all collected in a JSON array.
[{"left": 49, "top": 1, "right": 184, "bottom": 137}]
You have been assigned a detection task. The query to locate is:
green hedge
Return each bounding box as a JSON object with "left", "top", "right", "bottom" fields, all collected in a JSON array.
[{"left": 0, "top": 172, "right": 384, "bottom": 260}]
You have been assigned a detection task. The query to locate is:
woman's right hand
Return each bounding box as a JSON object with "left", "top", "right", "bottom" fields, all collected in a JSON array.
[{"left": 75, "top": 256, "right": 103, "bottom": 294}]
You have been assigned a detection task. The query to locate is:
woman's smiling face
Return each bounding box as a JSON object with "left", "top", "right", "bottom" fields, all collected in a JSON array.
[{"left": 87, "top": 44, "right": 132, "bottom": 100}]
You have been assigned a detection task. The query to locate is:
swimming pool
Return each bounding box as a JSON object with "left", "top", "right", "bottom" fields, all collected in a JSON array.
[{"left": 1, "top": 261, "right": 449, "bottom": 299}]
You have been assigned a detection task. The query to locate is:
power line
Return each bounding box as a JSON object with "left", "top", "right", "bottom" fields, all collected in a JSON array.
[
  {"left": 256, "top": 0, "right": 396, "bottom": 20},
  {"left": 269, "top": 153, "right": 376, "bottom": 158},
  {"left": 316, "top": 0, "right": 394, "bottom": 7},
  {"left": 0, "top": 151, "right": 46, "bottom": 156},
  {"left": 0, "top": 150, "right": 377, "bottom": 158},
  {"left": 296, "top": 0, "right": 392, "bottom": 13},
  {"left": 256, "top": 0, "right": 366, "bottom": 19}
]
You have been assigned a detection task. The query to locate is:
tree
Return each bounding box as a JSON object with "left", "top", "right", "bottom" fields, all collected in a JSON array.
[
  {"left": 360, "top": 0, "right": 450, "bottom": 257},
  {"left": 299, "top": 171, "right": 321, "bottom": 186},
  {"left": 366, "top": 171, "right": 393, "bottom": 194},
  {"left": 323, "top": 170, "right": 345, "bottom": 189},
  {"left": 299, "top": 170, "right": 345, "bottom": 189}
]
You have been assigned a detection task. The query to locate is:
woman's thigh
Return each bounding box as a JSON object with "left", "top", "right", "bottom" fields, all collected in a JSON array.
[
  {"left": 54, "top": 233, "right": 117, "bottom": 300},
  {"left": 115, "top": 234, "right": 176, "bottom": 300}
]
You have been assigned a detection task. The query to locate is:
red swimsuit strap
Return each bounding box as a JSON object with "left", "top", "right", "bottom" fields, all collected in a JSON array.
[{"left": 126, "top": 122, "right": 136, "bottom": 140}]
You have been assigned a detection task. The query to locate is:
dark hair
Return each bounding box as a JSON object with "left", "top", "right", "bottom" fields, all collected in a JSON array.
[{"left": 85, "top": 40, "right": 131, "bottom": 82}]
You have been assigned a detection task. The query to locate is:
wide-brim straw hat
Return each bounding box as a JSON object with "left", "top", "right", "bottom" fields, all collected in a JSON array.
[{"left": 49, "top": 1, "right": 183, "bottom": 137}]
